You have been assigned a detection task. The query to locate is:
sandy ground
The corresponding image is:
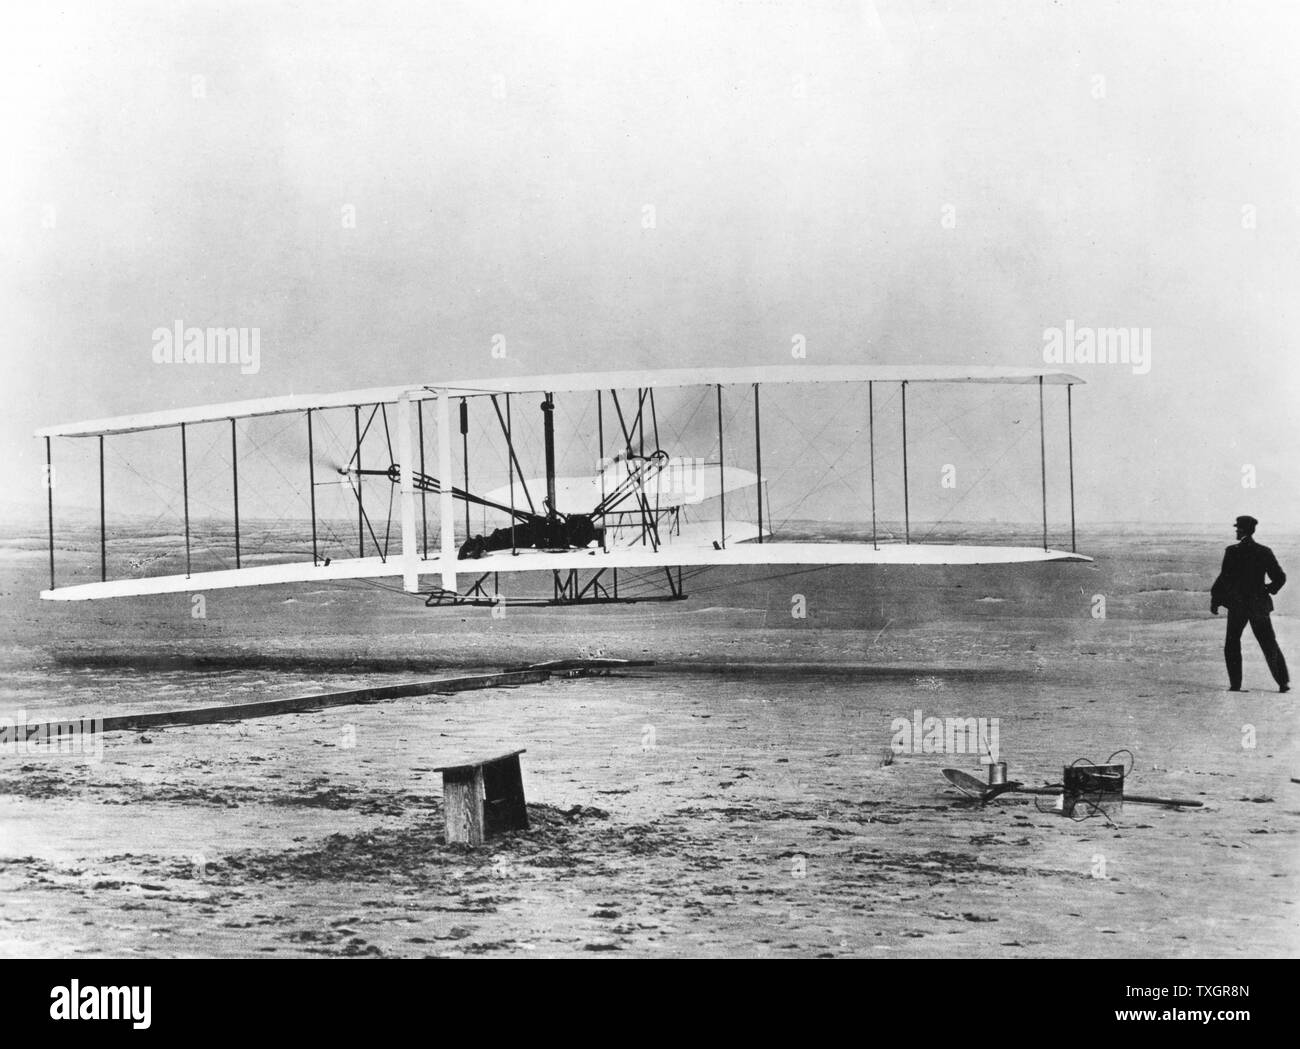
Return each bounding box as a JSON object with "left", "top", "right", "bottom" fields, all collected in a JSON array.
[{"left": 1, "top": 524, "right": 1297, "bottom": 957}]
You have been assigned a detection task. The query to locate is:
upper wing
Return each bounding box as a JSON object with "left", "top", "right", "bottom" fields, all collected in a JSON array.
[{"left": 36, "top": 365, "right": 1084, "bottom": 438}]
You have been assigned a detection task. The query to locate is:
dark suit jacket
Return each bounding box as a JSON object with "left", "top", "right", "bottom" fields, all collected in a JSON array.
[{"left": 1212, "top": 537, "right": 1286, "bottom": 614}]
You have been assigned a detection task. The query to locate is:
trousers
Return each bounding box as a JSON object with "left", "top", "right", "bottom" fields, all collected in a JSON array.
[{"left": 1224, "top": 608, "right": 1289, "bottom": 689}]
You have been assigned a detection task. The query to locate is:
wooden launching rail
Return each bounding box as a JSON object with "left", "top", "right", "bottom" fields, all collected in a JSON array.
[{"left": 4, "top": 659, "right": 647, "bottom": 741}]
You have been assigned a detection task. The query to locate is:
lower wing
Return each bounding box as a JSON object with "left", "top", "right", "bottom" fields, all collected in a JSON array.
[{"left": 42, "top": 540, "right": 1091, "bottom": 601}]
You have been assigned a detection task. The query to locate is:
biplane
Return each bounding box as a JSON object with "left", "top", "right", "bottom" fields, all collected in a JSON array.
[{"left": 36, "top": 365, "right": 1090, "bottom": 608}]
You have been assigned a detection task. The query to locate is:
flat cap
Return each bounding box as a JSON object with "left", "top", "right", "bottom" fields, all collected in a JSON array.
[{"left": 1235, "top": 515, "right": 1259, "bottom": 529}]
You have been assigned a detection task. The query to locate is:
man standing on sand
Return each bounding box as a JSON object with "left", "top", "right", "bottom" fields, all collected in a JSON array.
[{"left": 1211, "top": 515, "right": 1289, "bottom": 693}]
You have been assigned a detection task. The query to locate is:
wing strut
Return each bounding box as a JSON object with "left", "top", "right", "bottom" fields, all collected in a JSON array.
[
  {"left": 460, "top": 398, "right": 471, "bottom": 539},
  {"left": 418, "top": 400, "right": 428, "bottom": 559},
  {"left": 541, "top": 392, "right": 558, "bottom": 518},
  {"left": 181, "top": 423, "right": 191, "bottom": 577},
  {"left": 435, "top": 390, "right": 456, "bottom": 593},
  {"left": 901, "top": 381, "right": 910, "bottom": 544},
  {"left": 45, "top": 437, "right": 54, "bottom": 590},
  {"left": 505, "top": 394, "right": 517, "bottom": 555},
  {"left": 716, "top": 384, "right": 726, "bottom": 549},
  {"left": 1038, "top": 376, "right": 1048, "bottom": 552},
  {"left": 98, "top": 435, "right": 106, "bottom": 580},
  {"left": 753, "top": 383, "right": 763, "bottom": 544},
  {"left": 307, "top": 409, "right": 319, "bottom": 565},
  {"left": 398, "top": 392, "right": 418, "bottom": 593},
  {"left": 869, "top": 381, "right": 877, "bottom": 551},
  {"left": 1067, "top": 383, "right": 1077, "bottom": 553},
  {"left": 231, "top": 419, "right": 241, "bottom": 568},
  {"left": 597, "top": 390, "right": 607, "bottom": 552},
  {"left": 354, "top": 406, "right": 364, "bottom": 558}
]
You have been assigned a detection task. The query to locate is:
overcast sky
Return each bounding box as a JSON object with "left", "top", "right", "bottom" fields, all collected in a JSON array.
[{"left": 4, "top": 0, "right": 1298, "bottom": 530}]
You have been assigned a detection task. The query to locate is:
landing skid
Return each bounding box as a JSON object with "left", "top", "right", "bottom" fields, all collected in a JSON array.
[{"left": 423, "top": 566, "right": 688, "bottom": 608}]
